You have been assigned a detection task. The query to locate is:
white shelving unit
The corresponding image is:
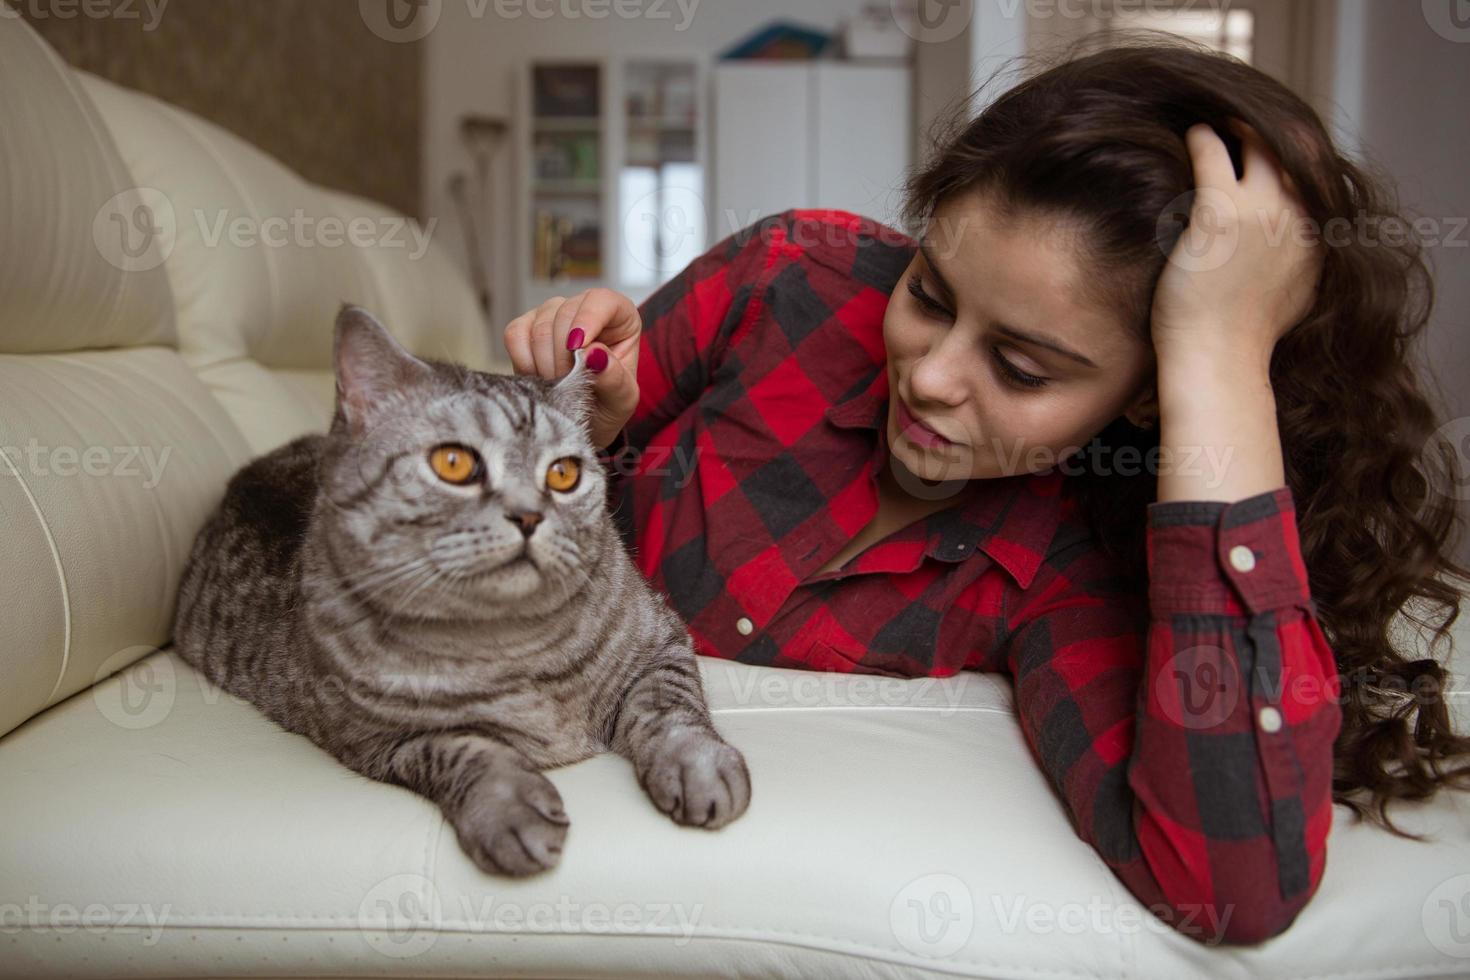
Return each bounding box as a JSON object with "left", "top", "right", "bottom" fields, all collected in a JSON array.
[{"left": 515, "top": 55, "right": 710, "bottom": 312}]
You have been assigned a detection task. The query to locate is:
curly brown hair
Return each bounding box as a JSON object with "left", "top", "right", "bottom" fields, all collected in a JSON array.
[{"left": 901, "top": 31, "right": 1470, "bottom": 839}]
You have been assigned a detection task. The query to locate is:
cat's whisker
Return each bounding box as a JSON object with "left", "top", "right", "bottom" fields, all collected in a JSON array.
[{"left": 349, "top": 564, "right": 436, "bottom": 607}]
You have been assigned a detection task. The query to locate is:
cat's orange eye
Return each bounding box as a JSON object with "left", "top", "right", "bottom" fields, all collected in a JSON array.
[
  {"left": 427, "top": 444, "right": 481, "bottom": 485},
  {"left": 545, "top": 457, "right": 581, "bottom": 493}
]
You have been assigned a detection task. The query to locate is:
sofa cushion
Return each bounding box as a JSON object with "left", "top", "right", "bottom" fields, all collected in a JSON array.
[
  {"left": 73, "top": 70, "right": 495, "bottom": 454},
  {"left": 0, "top": 14, "right": 175, "bottom": 354}
]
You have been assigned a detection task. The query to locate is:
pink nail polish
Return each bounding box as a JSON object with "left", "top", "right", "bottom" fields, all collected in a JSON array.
[
  {"left": 587, "top": 348, "right": 608, "bottom": 373},
  {"left": 566, "top": 327, "right": 585, "bottom": 350}
]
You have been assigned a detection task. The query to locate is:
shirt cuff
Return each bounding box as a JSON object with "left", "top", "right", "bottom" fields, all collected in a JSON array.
[{"left": 1145, "top": 486, "right": 1314, "bottom": 616}]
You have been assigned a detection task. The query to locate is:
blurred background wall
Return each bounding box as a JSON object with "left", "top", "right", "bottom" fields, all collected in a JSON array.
[{"left": 15, "top": 0, "right": 422, "bottom": 217}]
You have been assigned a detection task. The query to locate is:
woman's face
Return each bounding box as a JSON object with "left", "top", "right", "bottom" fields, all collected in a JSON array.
[{"left": 881, "top": 189, "right": 1159, "bottom": 489}]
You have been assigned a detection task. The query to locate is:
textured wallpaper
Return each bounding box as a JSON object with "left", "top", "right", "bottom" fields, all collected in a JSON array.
[{"left": 19, "top": 0, "right": 422, "bottom": 217}]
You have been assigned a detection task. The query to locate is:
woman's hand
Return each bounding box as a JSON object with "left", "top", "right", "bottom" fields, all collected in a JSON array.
[
  {"left": 503, "top": 287, "right": 641, "bottom": 452},
  {"left": 1151, "top": 118, "right": 1324, "bottom": 368}
]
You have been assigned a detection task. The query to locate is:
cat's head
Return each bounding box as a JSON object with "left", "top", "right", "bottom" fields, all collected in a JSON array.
[{"left": 315, "top": 303, "right": 611, "bottom": 615}]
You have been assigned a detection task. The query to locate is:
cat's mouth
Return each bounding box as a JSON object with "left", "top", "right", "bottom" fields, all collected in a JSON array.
[{"left": 451, "top": 550, "right": 538, "bottom": 583}]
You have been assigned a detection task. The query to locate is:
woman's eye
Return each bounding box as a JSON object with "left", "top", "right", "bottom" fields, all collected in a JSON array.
[
  {"left": 546, "top": 457, "right": 581, "bottom": 493},
  {"left": 906, "top": 272, "right": 954, "bottom": 320},
  {"left": 992, "top": 348, "right": 1049, "bottom": 389},
  {"left": 427, "top": 443, "right": 482, "bottom": 484}
]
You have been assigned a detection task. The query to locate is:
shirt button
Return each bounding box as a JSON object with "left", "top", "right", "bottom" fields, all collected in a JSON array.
[
  {"left": 735, "top": 617, "right": 754, "bottom": 636},
  {"left": 1257, "top": 705, "right": 1283, "bottom": 733},
  {"left": 1229, "top": 545, "right": 1257, "bottom": 573}
]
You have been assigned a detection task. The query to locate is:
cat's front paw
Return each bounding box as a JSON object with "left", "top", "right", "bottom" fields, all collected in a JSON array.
[
  {"left": 451, "top": 767, "right": 570, "bottom": 876},
  {"left": 637, "top": 728, "right": 751, "bottom": 829}
]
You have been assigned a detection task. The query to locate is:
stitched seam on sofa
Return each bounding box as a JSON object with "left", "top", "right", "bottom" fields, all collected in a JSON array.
[
  {"left": 0, "top": 428, "right": 73, "bottom": 703},
  {"left": 8, "top": 917, "right": 1132, "bottom": 977}
]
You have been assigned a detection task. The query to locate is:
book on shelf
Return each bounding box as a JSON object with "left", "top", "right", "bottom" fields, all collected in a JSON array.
[
  {"left": 532, "top": 132, "right": 600, "bottom": 181},
  {"left": 533, "top": 210, "right": 602, "bottom": 280}
]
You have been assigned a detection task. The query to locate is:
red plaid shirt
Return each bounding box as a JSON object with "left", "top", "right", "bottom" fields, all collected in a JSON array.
[{"left": 598, "top": 208, "right": 1342, "bottom": 945}]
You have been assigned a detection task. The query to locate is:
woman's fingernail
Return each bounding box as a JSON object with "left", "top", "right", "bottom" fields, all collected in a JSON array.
[
  {"left": 587, "top": 347, "right": 608, "bottom": 373},
  {"left": 566, "top": 327, "right": 585, "bottom": 351}
]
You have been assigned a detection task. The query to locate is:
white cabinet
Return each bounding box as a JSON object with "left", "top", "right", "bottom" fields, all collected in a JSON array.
[{"left": 712, "top": 62, "right": 912, "bottom": 240}]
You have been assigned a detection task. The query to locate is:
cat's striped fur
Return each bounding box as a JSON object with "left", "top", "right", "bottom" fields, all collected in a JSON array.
[{"left": 172, "top": 305, "right": 751, "bottom": 876}]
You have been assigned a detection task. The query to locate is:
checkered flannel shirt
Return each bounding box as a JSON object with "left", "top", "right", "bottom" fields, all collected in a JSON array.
[{"left": 596, "top": 208, "right": 1342, "bottom": 944}]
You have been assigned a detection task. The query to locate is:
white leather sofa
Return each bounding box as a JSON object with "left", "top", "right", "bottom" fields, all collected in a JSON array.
[{"left": 3, "top": 14, "right": 1469, "bottom": 979}]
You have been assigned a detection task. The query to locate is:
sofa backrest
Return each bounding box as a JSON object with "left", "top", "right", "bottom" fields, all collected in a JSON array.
[{"left": 0, "top": 15, "right": 493, "bottom": 739}]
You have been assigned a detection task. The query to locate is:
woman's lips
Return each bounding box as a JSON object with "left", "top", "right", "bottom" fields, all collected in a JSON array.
[{"left": 895, "top": 395, "right": 956, "bottom": 449}]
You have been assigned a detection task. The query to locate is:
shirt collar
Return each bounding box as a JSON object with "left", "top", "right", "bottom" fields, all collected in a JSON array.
[{"left": 823, "top": 374, "right": 1065, "bottom": 590}]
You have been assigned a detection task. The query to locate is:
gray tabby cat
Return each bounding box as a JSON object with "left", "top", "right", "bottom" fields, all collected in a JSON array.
[{"left": 172, "top": 304, "right": 751, "bottom": 876}]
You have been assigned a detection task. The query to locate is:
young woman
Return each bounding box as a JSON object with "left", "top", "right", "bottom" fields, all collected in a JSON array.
[{"left": 503, "top": 38, "right": 1470, "bottom": 945}]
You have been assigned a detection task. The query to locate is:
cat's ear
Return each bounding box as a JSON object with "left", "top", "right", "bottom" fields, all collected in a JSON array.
[
  {"left": 550, "top": 347, "right": 596, "bottom": 433},
  {"left": 332, "top": 303, "right": 431, "bottom": 435}
]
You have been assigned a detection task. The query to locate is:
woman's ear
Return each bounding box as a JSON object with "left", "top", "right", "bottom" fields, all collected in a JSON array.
[{"left": 1123, "top": 382, "right": 1159, "bottom": 430}]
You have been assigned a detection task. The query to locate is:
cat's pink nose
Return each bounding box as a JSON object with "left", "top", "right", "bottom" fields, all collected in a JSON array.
[{"left": 505, "top": 509, "right": 543, "bottom": 538}]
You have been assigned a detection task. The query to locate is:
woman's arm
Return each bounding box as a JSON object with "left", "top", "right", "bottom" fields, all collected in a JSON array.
[
  {"left": 1004, "top": 479, "right": 1341, "bottom": 946},
  {"left": 604, "top": 212, "right": 786, "bottom": 459}
]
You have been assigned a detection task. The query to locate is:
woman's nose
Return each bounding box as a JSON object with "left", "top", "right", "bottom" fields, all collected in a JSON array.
[{"left": 908, "top": 346, "right": 969, "bottom": 407}]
